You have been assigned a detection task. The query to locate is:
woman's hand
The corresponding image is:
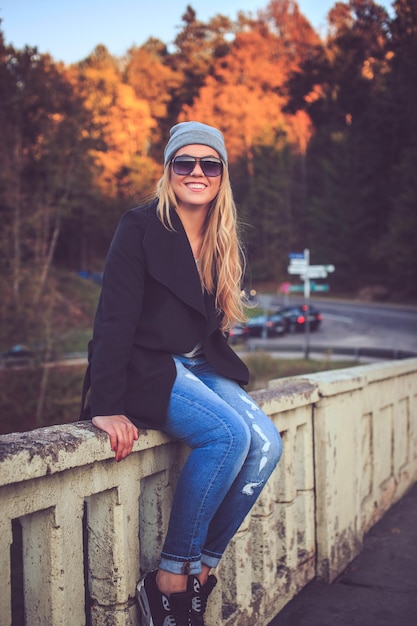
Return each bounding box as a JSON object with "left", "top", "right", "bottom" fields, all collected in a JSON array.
[{"left": 92, "top": 414, "right": 139, "bottom": 462}]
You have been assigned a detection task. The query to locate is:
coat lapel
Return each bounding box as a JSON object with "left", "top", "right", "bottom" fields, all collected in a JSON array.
[{"left": 143, "top": 207, "right": 208, "bottom": 318}]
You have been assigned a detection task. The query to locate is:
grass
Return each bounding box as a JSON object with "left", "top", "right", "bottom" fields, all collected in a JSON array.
[
  {"left": 0, "top": 270, "right": 100, "bottom": 355},
  {"left": 54, "top": 329, "right": 93, "bottom": 354},
  {"left": 0, "top": 352, "right": 359, "bottom": 435},
  {"left": 0, "top": 362, "right": 86, "bottom": 435},
  {"left": 242, "top": 351, "right": 358, "bottom": 391},
  {"left": 0, "top": 273, "right": 361, "bottom": 435},
  {"left": 47, "top": 271, "right": 100, "bottom": 354}
]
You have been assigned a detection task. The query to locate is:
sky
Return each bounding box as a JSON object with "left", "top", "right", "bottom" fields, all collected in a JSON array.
[{"left": 0, "top": 0, "right": 394, "bottom": 65}]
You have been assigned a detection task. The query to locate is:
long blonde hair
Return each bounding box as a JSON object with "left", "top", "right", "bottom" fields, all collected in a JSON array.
[{"left": 155, "top": 164, "right": 246, "bottom": 332}]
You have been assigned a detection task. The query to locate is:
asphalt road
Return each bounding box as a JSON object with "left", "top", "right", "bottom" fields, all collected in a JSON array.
[
  {"left": 2, "top": 298, "right": 417, "bottom": 368},
  {"left": 249, "top": 296, "right": 417, "bottom": 358}
]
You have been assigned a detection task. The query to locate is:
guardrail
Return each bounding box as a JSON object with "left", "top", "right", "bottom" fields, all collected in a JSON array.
[
  {"left": 1, "top": 358, "right": 417, "bottom": 625},
  {"left": 246, "top": 340, "right": 417, "bottom": 361}
]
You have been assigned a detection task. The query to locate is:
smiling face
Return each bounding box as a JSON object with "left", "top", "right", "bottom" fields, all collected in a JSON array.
[{"left": 170, "top": 144, "right": 222, "bottom": 212}]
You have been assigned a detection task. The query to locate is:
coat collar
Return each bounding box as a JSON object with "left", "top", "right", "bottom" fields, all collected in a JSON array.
[{"left": 143, "top": 204, "right": 209, "bottom": 319}]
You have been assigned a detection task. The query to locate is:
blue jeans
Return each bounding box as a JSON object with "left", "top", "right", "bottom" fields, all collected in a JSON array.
[{"left": 158, "top": 355, "right": 282, "bottom": 575}]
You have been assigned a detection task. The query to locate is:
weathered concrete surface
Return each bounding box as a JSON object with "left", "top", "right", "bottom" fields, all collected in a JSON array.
[
  {"left": 268, "top": 481, "right": 417, "bottom": 626},
  {"left": 0, "top": 422, "right": 172, "bottom": 484}
]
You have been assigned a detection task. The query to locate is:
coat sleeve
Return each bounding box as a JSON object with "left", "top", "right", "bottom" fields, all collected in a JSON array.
[{"left": 90, "top": 209, "right": 147, "bottom": 417}]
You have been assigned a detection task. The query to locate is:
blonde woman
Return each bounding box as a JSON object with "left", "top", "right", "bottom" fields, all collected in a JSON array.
[{"left": 82, "top": 122, "right": 282, "bottom": 626}]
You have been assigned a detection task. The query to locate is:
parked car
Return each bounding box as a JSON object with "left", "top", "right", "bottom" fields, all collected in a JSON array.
[
  {"left": 279, "top": 304, "right": 323, "bottom": 332},
  {"left": 244, "top": 313, "right": 287, "bottom": 338},
  {"left": 0, "top": 344, "right": 36, "bottom": 368},
  {"left": 228, "top": 324, "right": 250, "bottom": 345}
]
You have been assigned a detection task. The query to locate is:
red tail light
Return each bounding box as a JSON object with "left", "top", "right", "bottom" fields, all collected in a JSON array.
[{"left": 297, "top": 315, "right": 305, "bottom": 324}]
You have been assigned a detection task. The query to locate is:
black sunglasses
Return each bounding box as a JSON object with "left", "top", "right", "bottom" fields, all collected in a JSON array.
[{"left": 171, "top": 155, "right": 223, "bottom": 177}]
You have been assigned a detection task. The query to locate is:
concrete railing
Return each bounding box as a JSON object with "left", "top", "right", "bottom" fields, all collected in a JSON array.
[{"left": 1, "top": 358, "right": 417, "bottom": 626}]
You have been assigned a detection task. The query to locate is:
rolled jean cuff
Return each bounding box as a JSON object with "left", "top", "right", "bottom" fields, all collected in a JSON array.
[
  {"left": 159, "top": 556, "right": 202, "bottom": 576},
  {"left": 201, "top": 552, "right": 221, "bottom": 570}
]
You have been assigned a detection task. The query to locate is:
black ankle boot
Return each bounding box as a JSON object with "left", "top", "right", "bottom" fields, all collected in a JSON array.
[{"left": 188, "top": 574, "right": 217, "bottom": 625}]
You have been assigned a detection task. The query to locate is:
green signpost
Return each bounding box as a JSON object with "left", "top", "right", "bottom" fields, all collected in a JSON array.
[{"left": 289, "top": 282, "right": 329, "bottom": 293}]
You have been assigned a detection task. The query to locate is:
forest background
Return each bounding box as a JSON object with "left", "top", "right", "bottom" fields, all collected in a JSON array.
[{"left": 0, "top": 0, "right": 416, "bottom": 379}]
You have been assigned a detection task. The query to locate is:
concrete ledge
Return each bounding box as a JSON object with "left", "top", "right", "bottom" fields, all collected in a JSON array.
[
  {"left": 0, "top": 422, "right": 171, "bottom": 486},
  {"left": 253, "top": 379, "right": 320, "bottom": 411}
]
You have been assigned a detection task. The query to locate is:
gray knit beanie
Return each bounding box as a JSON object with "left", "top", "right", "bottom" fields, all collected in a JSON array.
[{"left": 164, "top": 121, "right": 228, "bottom": 167}]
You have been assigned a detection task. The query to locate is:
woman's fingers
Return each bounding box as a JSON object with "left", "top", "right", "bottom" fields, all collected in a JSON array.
[{"left": 92, "top": 414, "right": 139, "bottom": 461}]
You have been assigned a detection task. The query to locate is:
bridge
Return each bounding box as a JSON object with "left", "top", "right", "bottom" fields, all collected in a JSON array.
[{"left": 1, "top": 357, "right": 416, "bottom": 625}]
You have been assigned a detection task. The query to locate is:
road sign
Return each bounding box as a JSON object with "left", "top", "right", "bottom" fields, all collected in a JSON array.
[
  {"left": 288, "top": 265, "right": 307, "bottom": 275},
  {"left": 288, "top": 251, "right": 308, "bottom": 274},
  {"left": 288, "top": 258, "right": 307, "bottom": 267},
  {"left": 280, "top": 282, "right": 292, "bottom": 294},
  {"left": 308, "top": 264, "right": 334, "bottom": 272},
  {"left": 301, "top": 268, "right": 328, "bottom": 279},
  {"left": 311, "top": 283, "right": 329, "bottom": 292},
  {"left": 286, "top": 249, "right": 334, "bottom": 359},
  {"left": 299, "top": 264, "right": 336, "bottom": 279},
  {"left": 288, "top": 283, "right": 330, "bottom": 293}
]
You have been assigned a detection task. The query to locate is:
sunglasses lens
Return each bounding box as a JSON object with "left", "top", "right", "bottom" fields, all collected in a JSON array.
[
  {"left": 172, "top": 158, "right": 195, "bottom": 176},
  {"left": 172, "top": 157, "right": 222, "bottom": 177},
  {"left": 201, "top": 159, "right": 222, "bottom": 177}
]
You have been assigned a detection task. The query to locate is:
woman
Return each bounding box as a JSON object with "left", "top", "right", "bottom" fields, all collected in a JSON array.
[{"left": 82, "top": 121, "right": 283, "bottom": 626}]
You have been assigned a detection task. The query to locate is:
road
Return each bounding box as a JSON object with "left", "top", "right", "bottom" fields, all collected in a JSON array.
[
  {"left": 2, "top": 298, "right": 416, "bottom": 369},
  {"left": 250, "top": 296, "right": 417, "bottom": 358}
]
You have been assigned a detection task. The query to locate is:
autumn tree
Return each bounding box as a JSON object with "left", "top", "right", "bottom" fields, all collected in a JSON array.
[
  {"left": 372, "top": 0, "right": 417, "bottom": 296},
  {"left": 166, "top": 6, "right": 235, "bottom": 124},
  {"left": 124, "top": 38, "right": 182, "bottom": 154},
  {"left": 285, "top": 0, "right": 392, "bottom": 289},
  {"left": 179, "top": 1, "right": 317, "bottom": 280},
  {"left": 76, "top": 45, "right": 157, "bottom": 194},
  {"left": 70, "top": 44, "right": 160, "bottom": 265},
  {"left": 0, "top": 36, "right": 97, "bottom": 346},
  {"left": 2, "top": 1, "right": 416, "bottom": 305}
]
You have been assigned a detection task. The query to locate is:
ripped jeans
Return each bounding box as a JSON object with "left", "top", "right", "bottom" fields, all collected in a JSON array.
[{"left": 159, "top": 355, "right": 282, "bottom": 575}]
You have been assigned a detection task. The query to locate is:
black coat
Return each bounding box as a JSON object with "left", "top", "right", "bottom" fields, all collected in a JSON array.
[{"left": 81, "top": 201, "right": 249, "bottom": 428}]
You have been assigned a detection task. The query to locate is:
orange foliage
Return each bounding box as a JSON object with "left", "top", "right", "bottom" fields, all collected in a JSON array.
[
  {"left": 125, "top": 44, "right": 182, "bottom": 120},
  {"left": 71, "top": 48, "right": 157, "bottom": 199},
  {"left": 91, "top": 83, "right": 155, "bottom": 187},
  {"left": 180, "top": 23, "right": 313, "bottom": 164}
]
